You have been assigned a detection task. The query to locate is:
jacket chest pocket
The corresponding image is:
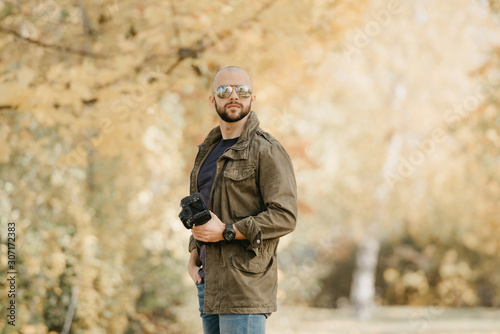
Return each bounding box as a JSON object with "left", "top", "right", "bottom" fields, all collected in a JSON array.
[
  {"left": 224, "top": 167, "right": 255, "bottom": 182},
  {"left": 223, "top": 166, "right": 261, "bottom": 219}
]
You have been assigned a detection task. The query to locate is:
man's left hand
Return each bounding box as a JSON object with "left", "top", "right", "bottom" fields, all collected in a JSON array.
[{"left": 191, "top": 211, "right": 225, "bottom": 242}]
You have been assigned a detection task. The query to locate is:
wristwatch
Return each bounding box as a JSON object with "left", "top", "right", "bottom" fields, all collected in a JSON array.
[{"left": 223, "top": 224, "right": 236, "bottom": 242}]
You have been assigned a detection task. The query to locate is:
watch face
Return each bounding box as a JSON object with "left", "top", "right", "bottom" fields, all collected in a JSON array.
[{"left": 223, "top": 226, "right": 236, "bottom": 241}]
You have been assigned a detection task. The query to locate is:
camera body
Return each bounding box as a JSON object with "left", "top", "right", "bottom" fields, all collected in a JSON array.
[{"left": 179, "top": 193, "right": 211, "bottom": 229}]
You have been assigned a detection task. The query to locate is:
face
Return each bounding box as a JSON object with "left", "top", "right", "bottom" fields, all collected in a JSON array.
[{"left": 210, "top": 69, "right": 255, "bottom": 123}]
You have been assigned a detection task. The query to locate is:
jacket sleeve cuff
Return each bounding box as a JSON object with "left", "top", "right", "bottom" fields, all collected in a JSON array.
[
  {"left": 188, "top": 235, "right": 197, "bottom": 253},
  {"left": 234, "top": 217, "right": 263, "bottom": 251}
]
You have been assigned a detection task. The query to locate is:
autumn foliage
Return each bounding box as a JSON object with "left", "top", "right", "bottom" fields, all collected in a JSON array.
[{"left": 0, "top": 0, "right": 499, "bottom": 333}]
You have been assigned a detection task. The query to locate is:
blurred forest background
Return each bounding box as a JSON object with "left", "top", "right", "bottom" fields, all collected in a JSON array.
[{"left": 0, "top": 0, "right": 500, "bottom": 333}]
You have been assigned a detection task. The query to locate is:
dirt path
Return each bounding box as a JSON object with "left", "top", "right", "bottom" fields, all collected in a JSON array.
[{"left": 266, "top": 306, "right": 500, "bottom": 334}]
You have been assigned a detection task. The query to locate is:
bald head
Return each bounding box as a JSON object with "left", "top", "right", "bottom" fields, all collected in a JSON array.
[{"left": 212, "top": 66, "right": 253, "bottom": 91}]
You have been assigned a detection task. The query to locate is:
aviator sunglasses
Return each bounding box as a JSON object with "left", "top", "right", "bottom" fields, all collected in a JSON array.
[{"left": 214, "top": 85, "right": 253, "bottom": 99}]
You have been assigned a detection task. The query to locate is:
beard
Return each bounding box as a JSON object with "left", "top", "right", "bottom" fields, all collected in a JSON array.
[{"left": 215, "top": 100, "right": 252, "bottom": 123}]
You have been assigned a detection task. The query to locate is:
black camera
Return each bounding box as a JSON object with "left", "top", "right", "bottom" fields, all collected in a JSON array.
[{"left": 178, "top": 193, "right": 211, "bottom": 229}]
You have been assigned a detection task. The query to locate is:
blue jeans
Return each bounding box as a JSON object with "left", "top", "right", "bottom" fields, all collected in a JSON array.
[{"left": 196, "top": 281, "right": 268, "bottom": 334}]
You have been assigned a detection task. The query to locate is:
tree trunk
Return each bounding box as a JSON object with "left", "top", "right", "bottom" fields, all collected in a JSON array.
[
  {"left": 350, "top": 236, "right": 380, "bottom": 319},
  {"left": 350, "top": 133, "right": 403, "bottom": 318}
]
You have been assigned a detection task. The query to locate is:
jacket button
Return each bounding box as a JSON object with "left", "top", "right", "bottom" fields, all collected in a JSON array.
[{"left": 257, "top": 239, "right": 261, "bottom": 244}]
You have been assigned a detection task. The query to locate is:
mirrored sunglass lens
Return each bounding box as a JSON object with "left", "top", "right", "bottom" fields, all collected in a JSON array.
[
  {"left": 236, "top": 85, "right": 252, "bottom": 98},
  {"left": 216, "top": 85, "right": 232, "bottom": 98}
]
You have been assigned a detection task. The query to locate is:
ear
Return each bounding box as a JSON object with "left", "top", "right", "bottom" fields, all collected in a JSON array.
[{"left": 209, "top": 95, "right": 215, "bottom": 106}]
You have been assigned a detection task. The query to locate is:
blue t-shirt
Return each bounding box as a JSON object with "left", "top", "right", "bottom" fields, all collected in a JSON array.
[{"left": 197, "top": 137, "right": 239, "bottom": 206}]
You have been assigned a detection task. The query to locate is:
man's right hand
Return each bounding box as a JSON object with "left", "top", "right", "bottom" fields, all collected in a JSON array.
[
  {"left": 188, "top": 248, "right": 203, "bottom": 284},
  {"left": 189, "top": 265, "right": 202, "bottom": 284}
]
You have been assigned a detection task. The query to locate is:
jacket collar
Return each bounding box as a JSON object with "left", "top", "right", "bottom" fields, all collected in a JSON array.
[{"left": 199, "top": 111, "right": 260, "bottom": 160}]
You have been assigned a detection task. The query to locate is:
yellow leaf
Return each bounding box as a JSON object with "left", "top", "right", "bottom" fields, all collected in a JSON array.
[
  {"left": 0, "top": 83, "right": 30, "bottom": 108},
  {"left": 46, "top": 63, "right": 67, "bottom": 82},
  {"left": 17, "top": 66, "right": 36, "bottom": 87},
  {"left": 0, "top": 144, "right": 9, "bottom": 163}
]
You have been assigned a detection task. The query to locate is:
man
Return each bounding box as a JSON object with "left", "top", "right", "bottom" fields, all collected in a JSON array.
[{"left": 187, "top": 66, "right": 297, "bottom": 334}]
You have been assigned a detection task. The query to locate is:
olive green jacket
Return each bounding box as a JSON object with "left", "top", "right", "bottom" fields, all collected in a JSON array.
[{"left": 188, "top": 111, "right": 297, "bottom": 314}]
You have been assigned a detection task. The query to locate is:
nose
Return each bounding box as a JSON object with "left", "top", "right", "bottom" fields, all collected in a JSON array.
[{"left": 228, "top": 87, "right": 239, "bottom": 100}]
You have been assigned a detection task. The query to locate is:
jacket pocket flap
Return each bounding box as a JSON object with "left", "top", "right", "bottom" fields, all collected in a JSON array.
[
  {"left": 231, "top": 252, "right": 273, "bottom": 274},
  {"left": 224, "top": 168, "right": 255, "bottom": 181}
]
